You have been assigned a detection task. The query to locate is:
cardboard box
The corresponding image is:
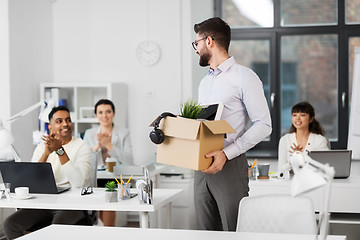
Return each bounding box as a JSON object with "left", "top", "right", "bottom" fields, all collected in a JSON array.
[{"left": 155, "top": 116, "right": 235, "bottom": 170}]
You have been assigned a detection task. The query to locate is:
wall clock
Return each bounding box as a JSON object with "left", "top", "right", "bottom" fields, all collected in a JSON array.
[{"left": 136, "top": 41, "right": 161, "bottom": 66}]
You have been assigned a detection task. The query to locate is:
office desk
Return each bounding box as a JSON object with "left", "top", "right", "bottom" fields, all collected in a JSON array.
[
  {"left": 17, "top": 224, "right": 347, "bottom": 240},
  {"left": 249, "top": 176, "right": 360, "bottom": 223},
  {"left": 0, "top": 188, "right": 183, "bottom": 228}
]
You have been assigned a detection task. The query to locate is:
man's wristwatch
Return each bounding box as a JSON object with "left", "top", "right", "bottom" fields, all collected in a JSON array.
[{"left": 55, "top": 147, "right": 65, "bottom": 156}]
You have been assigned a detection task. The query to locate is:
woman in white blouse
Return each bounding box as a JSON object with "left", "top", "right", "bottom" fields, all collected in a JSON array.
[
  {"left": 84, "top": 99, "right": 133, "bottom": 226},
  {"left": 278, "top": 102, "right": 330, "bottom": 176}
]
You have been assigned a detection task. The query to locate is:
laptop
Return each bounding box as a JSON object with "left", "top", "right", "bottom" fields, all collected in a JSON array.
[
  {"left": 308, "top": 150, "right": 352, "bottom": 179},
  {"left": 0, "top": 162, "right": 71, "bottom": 194}
]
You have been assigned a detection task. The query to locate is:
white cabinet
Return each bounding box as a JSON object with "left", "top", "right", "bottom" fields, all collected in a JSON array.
[
  {"left": 39, "top": 82, "right": 127, "bottom": 137},
  {"left": 156, "top": 175, "right": 197, "bottom": 230}
]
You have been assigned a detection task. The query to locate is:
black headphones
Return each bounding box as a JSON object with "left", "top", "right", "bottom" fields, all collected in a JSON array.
[{"left": 149, "top": 112, "right": 176, "bottom": 144}]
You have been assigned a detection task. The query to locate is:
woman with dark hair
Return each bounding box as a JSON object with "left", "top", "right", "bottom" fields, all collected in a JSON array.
[
  {"left": 83, "top": 99, "right": 133, "bottom": 226},
  {"left": 277, "top": 102, "right": 330, "bottom": 175},
  {"left": 84, "top": 99, "right": 133, "bottom": 167}
]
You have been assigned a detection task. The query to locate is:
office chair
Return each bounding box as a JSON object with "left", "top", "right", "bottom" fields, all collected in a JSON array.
[{"left": 236, "top": 195, "right": 317, "bottom": 234}]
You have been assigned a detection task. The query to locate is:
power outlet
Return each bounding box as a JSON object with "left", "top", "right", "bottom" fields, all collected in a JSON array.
[{"left": 145, "top": 88, "right": 156, "bottom": 98}]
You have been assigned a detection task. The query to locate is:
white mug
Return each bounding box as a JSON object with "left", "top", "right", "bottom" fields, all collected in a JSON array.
[{"left": 15, "top": 187, "right": 29, "bottom": 197}]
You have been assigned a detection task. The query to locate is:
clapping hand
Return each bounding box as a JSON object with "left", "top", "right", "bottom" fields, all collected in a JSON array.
[
  {"left": 97, "top": 133, "right": 112, "bottom": 150},
  {"left": 42, "top": 133, "right": 62, "bottom": 153},
  {"left": 289, "top": 143, "right": 303, "bottom": 156}
]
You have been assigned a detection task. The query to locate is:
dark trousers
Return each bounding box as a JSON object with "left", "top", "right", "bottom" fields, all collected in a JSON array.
[
  {"left": 4, "top": 209, "right": 85, "bottom": 239},
  {"left": 194, "top": 154, "right": 249, "bottom": 231}
]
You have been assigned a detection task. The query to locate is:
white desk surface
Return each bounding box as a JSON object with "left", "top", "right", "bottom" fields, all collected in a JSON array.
[
  {"left": 0, "top": 188, "right": 182, "bottom": 212},
  {"left": 97, "top": 164, "right": 168, "bottom": 179},
  {"left": 250, "top": 175, "right": 360, "bottom": 188},
  {"left": 17, "top": 224, "right": 347, "bottom": 240},
  {"left": 249, "top": 176, "right": 360, "bottom": 213}
]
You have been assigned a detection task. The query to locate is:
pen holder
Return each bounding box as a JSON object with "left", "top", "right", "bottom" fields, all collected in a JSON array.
[
  {"left": 136, "top": 179, "right": 153, "bottom": 205},
  {"left": 248, "top": 167, "right": 257, "bottom": 180},
  {"left": 0, "top": 183, "right": 11, "bottom": 200},
  {"left": 118, "top": 183, "right": 131, "bottom": 200}
]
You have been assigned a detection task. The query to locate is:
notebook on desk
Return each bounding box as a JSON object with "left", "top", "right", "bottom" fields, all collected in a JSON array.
[
  {"left": 308, "top": 150, "right": 352, "bottom": 179},
  {"left": 0, "top": 162, "right": 71, "bottom": 194}
]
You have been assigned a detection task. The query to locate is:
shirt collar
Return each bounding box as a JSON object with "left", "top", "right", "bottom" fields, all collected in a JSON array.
[
  {"left": 208, "top": 68, "right": 214, "bottom": 76},
  {"left": 210, "top": 56, "right": 235, "bottom": 77}
]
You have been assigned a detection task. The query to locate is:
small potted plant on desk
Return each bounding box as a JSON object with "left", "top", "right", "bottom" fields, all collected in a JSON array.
[{"left": 105, "top": 181, "right": 118, "bottom": 203}]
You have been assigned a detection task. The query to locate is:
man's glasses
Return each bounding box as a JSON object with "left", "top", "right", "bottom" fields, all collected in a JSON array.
[
  {"left": 81, "top": 186, "right": 93, "bottom": 196},
  {"left": 192, "top": 37, "right": 208, "bottom": 50}
]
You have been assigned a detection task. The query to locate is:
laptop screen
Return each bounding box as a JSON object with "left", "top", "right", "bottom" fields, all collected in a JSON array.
[
  {"left": 308, "top": 150, "right": 352, "bottom": 178},
  {"left": 0, "top": 162, "right": 66, "bottom": 193}
]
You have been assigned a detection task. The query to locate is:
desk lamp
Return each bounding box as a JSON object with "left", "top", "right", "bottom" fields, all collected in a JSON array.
[
  {"left": 290, "top": 152, "right": 335, "bottom": 240},
  {"left": 0, "top": 100, "right": 54, "bottom": 161}
]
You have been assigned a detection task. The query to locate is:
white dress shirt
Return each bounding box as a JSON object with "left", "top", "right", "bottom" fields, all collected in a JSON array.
[{"left": 198, "top": 56, "right": 272, "bottom": 160}]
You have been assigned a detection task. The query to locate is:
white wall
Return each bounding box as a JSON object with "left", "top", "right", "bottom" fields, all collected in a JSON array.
[
  {"left": 3, "top": 0, "right": 214, "bottom": 165},
  {"left": 0, "top": 0, "right": 10, "bottom": 122},
  {"left": 51, "top": 0, "right": 213, "bottom": 165},
  {"left": 2, "top": 0, "right": 53, "bottom": 160},
  {"left": 0, "top": 0, "right": 11, "bottom": 232},
  {"left": 191, "top": 0, "right": 214, "bottom": 100}
]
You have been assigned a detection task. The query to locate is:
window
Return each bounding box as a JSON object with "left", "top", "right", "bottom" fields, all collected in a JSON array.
[
  {"left": 346, "top": 0, "right": 360, "bottom": 24},
  {"left": 221, "top": 0, "right": 274, "bottom": 28},
  {"left": 280, "top": 0, "right": 337, "bottom": 26},
  {"left": 229, "top": 40, "right": 270, "bottom": 106},
  {"left": 215, "top": 0, "right": 360, "bottom": 157},
  {"left": 280, "top": 34, "right": 338, "bottom": 140}
]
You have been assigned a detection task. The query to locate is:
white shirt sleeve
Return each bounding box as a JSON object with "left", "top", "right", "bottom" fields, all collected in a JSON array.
[
  {"left": 31, "top": 138, "right": 91, "bottom": 188},
  {"left": 61, "top": 139, "right": 91, "bottom": 188},
  {"left": 278, "top": 135, "right": 288, "bottom": 171},
  {"left": 315, "top": 134, "right": 331, "bottom": 150},
  {"left": 223, "top": 71, "right": 272, "bottom": 160},
  {"left": 31, "top": 143, "right": 45, "bottom": 162}
]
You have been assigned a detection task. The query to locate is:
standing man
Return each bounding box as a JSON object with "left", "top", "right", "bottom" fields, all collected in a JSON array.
[
  {"left": 4, "top": 106, "right": 91, "bottom": 239},
  {"left": 193, "top": 17, "right": 272, "bottom": 231}
]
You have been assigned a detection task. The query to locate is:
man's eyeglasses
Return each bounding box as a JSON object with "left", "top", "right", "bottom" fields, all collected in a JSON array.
[
  {"left": 81, "top": 186, "right": 93, "bottom": 196},
  {"left": 192, "top": 37, "right": 208, "bottom": 50}
]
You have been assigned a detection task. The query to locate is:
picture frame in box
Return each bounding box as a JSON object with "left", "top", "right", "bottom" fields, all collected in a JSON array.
[{"left": 199, "top": 103, "right": 224, "bottom": 121}]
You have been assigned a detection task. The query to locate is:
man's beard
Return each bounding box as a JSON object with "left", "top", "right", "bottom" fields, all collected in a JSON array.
[{"left": 199, "top": 51, "right": 211, "bottom": 67}]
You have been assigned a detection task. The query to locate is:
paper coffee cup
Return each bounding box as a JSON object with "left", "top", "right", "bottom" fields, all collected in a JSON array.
[
  {"left": 105, "top": 158, "right": 117, "bottom": 172},
  {"left": 15, "top": 187, "right": 29, "bottom": 197}
]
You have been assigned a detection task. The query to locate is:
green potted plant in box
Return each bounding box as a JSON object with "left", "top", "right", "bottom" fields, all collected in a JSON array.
[
  {"left": 105, "top": 181, "right": 118, "bottom": 203},
  {"left": 180, "top": 100, "right": 204, "bottom": 119}
]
